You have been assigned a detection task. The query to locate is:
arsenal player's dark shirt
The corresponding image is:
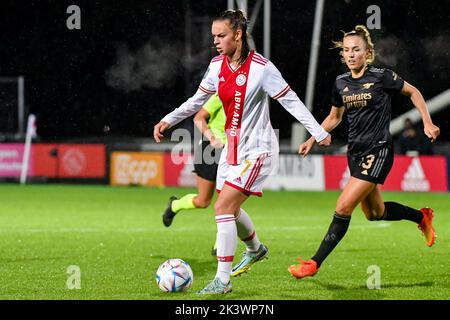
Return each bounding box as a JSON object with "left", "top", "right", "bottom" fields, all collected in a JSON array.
[{"left": 331, "top": 66, "right": 405, "bottom": 156}]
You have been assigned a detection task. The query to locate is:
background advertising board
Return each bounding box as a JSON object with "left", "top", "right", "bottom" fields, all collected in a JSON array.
[
  {"left": 324, "top": 155, "right": 447, "bottom": 192},
  {"left": 265, "top": 154, "right": 325, "bottom": 191},
  {"left": 163, "top": 153, "right": 196, "bottom": 187},
  {"left": 111, "top": 152, "right": 164, "bottom": 186}
]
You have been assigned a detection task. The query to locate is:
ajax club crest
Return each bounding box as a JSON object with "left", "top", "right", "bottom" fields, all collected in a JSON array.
[{"left": 236, "top": 74, "right": 247, "bottom": 86}]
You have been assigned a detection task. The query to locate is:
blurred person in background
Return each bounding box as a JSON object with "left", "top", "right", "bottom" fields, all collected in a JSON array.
[
  {"left": 290, "top": 25, "right": 440, "bottom": 280},
  {"left": 398, "top": 117, "right": 433, "bottom": 156}
]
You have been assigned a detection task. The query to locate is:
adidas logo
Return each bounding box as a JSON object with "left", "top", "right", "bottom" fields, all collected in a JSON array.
[
  {"left": 343, "top": 87, "right": 349, "bottom": 92},
  {"left": 219, "top": 76, "right": 225, "bottom": 82},
  {"left": 233, "top": 176, "right": 242, "bottom": 185},
  {"left": 401, "top": 158, "right": 430, "bottom": 191}
]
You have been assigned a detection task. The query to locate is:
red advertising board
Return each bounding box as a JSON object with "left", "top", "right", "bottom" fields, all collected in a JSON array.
[
  {"left": 324, "top": 155, "right": 448, "bottom": 192},
  {"left": 29, "top": 144, "right": 58, "bottom": 177},
  {"left": 163, "top": 153, "right": 196, "bottom": 187},
  {"left": 323, "top": 155, "right": 349, "bottom": 190},
  {"left": 57, "top": 144, "right": 105, "bottom": 178},
  {"left": 0, "top": 143, "right": 106, "bottom": 178},
  {"left": 382, "top": 156, "right": 447, "bottom": 192}
]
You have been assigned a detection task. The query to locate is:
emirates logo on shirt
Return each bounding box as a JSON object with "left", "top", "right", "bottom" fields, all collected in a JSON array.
[{"left": 236, "top": 74, "right": 247, "bottom": 86}]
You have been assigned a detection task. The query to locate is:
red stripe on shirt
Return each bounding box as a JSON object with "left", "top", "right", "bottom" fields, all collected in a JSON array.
[
  {"left": 212, "top": 55, "right": 224, "bottom": 62},
  {"left": 252, "top": 56, "right": 267, "bottom": 65},
  {"left": 198, "top": 85, "right": 215, "bottom": 94},
  {"left": 253, "top": 53, "right": 268, "bottom": 63},
  {"left": 251, "top": 59, "right": 266, "bottom": 66},
  {"left": 272, "top": 85, "right": 290, "bottom": 99}
]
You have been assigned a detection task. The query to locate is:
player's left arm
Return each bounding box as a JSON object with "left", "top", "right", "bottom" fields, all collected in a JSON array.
[
  {"left": 400, "top": 81, "right": 440, "bottom": 143},
  {"left": 262, "top": 62, "right": 330, "bottom": 146}
]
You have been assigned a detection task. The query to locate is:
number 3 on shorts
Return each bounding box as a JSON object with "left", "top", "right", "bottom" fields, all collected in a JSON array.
[{"left": 361, "top": 154, "right": 375, "bottom": 175}]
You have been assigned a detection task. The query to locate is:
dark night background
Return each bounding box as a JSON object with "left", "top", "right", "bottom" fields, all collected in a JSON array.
[{"left": 1, "top": 0, "right": 449, "bottom": 145}]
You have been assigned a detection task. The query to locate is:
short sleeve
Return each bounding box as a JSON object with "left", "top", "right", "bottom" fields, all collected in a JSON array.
[
  {"left": 262, "top": 62, "right": 291, "bottom": 99},
  {"left": 331, "top": 82, "right": 344, "bottom": 107},
  {"left": 382, "top": 69, "right": 404, "bottom": 92}
]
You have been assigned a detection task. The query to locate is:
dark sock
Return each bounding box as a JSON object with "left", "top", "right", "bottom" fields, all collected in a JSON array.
[
  {"left": 311, "top": 213, "right": 351, "bottom": 268},
  {"left": 381, "top": 202, "right": 423, "bottom": 224}
]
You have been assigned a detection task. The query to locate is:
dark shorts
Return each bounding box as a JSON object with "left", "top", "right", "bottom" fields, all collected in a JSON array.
[
  {"left": 193, "top": 140, "right": 223, "bottom": 182},
  {"left": 347, "top": 145, "right": 394, "bottom": 184}
]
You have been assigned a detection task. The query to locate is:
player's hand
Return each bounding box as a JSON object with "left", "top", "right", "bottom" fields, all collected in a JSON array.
[
  {"left": 318, "top": 134, "right": 331, "bottom": 147},
  {"left": 424, "top": 123, "right": 440, "bottom": 143},
  {"left": 298, "top": 137, "right": 315, "bottom": 157},
  {"left": 210, "top": 136, "right": 224, "bottom": 149},
  {"left": 153, "top": 121, "right": 170, "bottom": 143},
  {"left": 210, "top": 135, "right": 224, "bottom": 149}
]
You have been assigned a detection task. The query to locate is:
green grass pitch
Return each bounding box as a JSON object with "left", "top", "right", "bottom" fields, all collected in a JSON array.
[{"left": 0, "top": 184, "right": 449, "bottom": 300}]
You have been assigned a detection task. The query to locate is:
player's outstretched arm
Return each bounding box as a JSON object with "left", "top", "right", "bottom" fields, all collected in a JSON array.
[
  {"left": 299, "top": 135, "right": 331, "bottom": 157},
  {"left": 153, "top": 88, "right": 214, "bottom": 143},
  {"left": 400, "top": 82, "right": 440, "bottom": 143},
  {"left": 299, "top": 106, "right": 343, "bottom": 157}
]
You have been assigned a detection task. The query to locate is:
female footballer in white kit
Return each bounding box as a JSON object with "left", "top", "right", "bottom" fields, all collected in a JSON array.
[{"left": 154, "top": 9, "right": 331, "bottom": 294}]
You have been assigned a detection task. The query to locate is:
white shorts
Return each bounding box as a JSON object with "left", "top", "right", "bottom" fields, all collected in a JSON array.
[{"left": 216, "top": 152, "right": 276, "bottom": 197}]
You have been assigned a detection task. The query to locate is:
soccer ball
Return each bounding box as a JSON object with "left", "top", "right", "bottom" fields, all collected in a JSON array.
[{"left": 156, "top": 258, "right": 193, "bottom": 292}]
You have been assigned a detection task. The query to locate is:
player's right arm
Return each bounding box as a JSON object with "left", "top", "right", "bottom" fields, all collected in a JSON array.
[
  {"left": 153, "top": 60, "right": 218, "bottom": 143},
  {"left": 299, "top": 106, "right": 345, "bottom": 157},
  {"left": 153, "top": 91, "right": 213, "bottom": 143}
]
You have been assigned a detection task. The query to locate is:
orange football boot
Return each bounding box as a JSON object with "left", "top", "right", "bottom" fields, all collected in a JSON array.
[
  {"left": 288, "top": 257, "right": 319, "bottom": 279},
  {"left": 418, "top": 207, "right": 436, "bottom": 247}
]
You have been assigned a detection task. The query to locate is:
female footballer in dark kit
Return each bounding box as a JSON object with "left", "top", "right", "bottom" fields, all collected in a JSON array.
[{"left": 289, "top": 25, "right": 440, "bottom": 279}]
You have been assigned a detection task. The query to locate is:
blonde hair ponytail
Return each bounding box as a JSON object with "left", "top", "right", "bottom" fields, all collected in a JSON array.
[{"left": 332, "top": 25, "right": 375, "bottom": 64}]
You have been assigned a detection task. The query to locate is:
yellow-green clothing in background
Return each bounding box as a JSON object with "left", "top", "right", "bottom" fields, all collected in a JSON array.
[{"left": 203, "top": 94, "right": 226, "bottom": 144}]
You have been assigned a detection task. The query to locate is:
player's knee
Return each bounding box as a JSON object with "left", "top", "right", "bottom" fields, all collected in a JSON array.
[
  {"left": 214, "top": 201, "right": 226, "bottom": 214},
  {"left": 335, "top": 201, "right": 354, "bottom": 215},
  {"left": 364, "top": 210, "right": 384, "bottom": 221},
  {"left": 363, "top": 206, "right": 384, "bottom": 221},
  {"left": 214, "top": 200, "right": 237, "bottom": 215},
  {"left": 365, "top": 213, "right": 378, "bottom": 221},
  {"left": 194, "top": 198, "right": 211, "bottom": 209}
]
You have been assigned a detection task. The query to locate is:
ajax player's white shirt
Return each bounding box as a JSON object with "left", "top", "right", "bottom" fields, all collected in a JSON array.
[{"left": 161, "top": 51, "right": 328, "bottom": 166}]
